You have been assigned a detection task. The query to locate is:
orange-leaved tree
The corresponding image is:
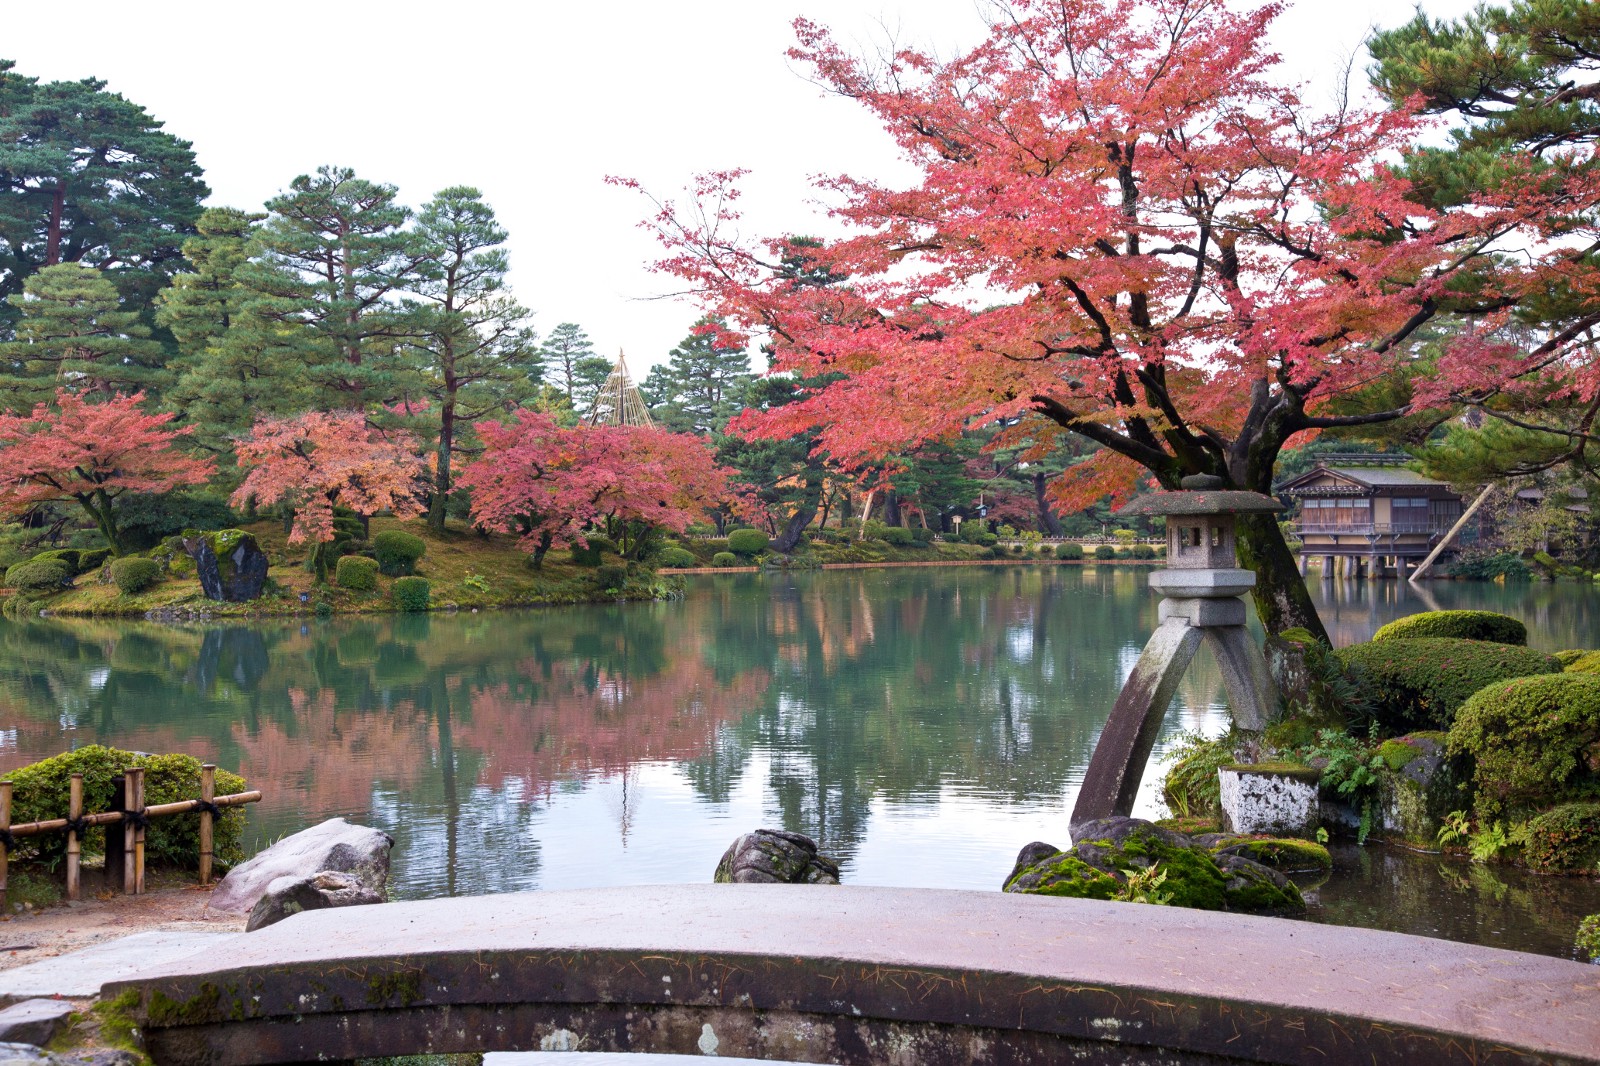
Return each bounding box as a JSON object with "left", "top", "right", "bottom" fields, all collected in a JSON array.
[
  {"left": 458, "top": 409, "right": 730, "bottom": 566},
  {"left": 622, "top": 0, "right": 1600, "bottom": 637},
  {"left": 231, "top": 410, "right": 425, "bottom": 580},
  {"left": 0, "top": 390, "right": 214, "bottom": 555}
]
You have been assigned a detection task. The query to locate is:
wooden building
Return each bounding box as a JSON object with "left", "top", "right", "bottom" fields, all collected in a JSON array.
[{"left": 1276, "top": 456, "right": 1464, "bottom": 579}]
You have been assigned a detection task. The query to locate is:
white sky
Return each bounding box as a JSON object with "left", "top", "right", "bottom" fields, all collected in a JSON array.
[{"left": 4, "top": 0, "right": 1478, "bottom": 376}]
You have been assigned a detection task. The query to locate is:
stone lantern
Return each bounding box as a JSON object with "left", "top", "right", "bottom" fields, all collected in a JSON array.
[{"left": 1070, "top": 475, "right": 1285, "bottom": 829}]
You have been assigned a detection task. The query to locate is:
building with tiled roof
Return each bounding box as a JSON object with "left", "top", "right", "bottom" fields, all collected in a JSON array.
[{"left": 1275, "top": 455, "right": 1464, "bottom": 578}]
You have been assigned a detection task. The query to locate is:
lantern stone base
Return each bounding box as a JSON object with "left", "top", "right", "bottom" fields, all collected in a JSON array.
[{"left": 1219, "top": 765, "right": 1321, "bottom": 837}]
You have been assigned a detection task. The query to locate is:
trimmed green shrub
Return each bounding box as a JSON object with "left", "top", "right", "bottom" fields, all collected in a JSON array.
[
  {"left": 392, "top": 576, "right": 431, "bottom": 611},
  {"left": 373, "top": 530, "right": 427, "bottom": 576},
  {"left": 1555, "top": 650, "right": 1589, "bottom": 667},
  {"left": 569, "top": 542, "right": 604, "bottom": 566},
  {"left": 910, "top": 526, "right": 935, "bottom": 545},
  {"left": 1521, "top": 803, "right": 1600, "bottom": 874},
  {"left": 1567, "top": 651, "right": 1600, "bottom": 674},
  {"left": 1449, "top": 673, "right": 1600, "bottom": 820},
  {"left": 657, "top": 546, "right": 698, "bottom": 569},
  {"left": 1578, "top": 914, "right": 1600, "bottom": 961},
  {"left": 335, "top": 555, "right": 379, "bottom": 591},
  {"left": 110, "top": 557, "right": 161, "bottom": 595},
  {"left": 4, "top": 559, "right": 69, "bottom": 592},
  {"left": 1055, "top": 542, "right": 1084, "bottom": 560},
  {"left": 1093, "top": 544, "right": 1116, "bottom": 560},
  {"left": 596, "top": 564, "right": 627, "bottom": 592},
  {"left": 29, "top": 548, "right": 111, "bottom": 576},
  {"left": 879, "top": 527, "right": 913, "bottom": 547},
  {"left": 585, "top": 535, "right": 619, "bottom": 555},
  {"left": 727, "top": 528, "right": 770, "bottom": 556},
  {"left": 5, "top": 745, "right": 247, "bottom": 870},
  {"left": 711, "top": 551, "right": 738, "bottom": 568},
  {"left": 1372, "top": 610, "right": 1527, "bottom": 646},
  {"left": 1131, "top": 543, "right": 1157, "bottom": 559},
  {"left": 1335, "top": 638, "right": 1561, "bottom": 733},
  {"left": 958, "top": 523, "right": 996, "bottom": 545}
]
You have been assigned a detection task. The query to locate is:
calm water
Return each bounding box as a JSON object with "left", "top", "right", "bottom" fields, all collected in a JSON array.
[{"left": 2, "top": 566, "right": 1597, "bottom": 957}]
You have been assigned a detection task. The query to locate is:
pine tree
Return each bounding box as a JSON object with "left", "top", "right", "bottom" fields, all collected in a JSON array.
[
  {"left": 647, "top": 317, "right": 752, "bottom": 434},
  {"left": 537, "top": 322, "right": 611, "bottom": 413},
  {"left": 0, "top": 61, "right": 208, "bottom": 330},
  {"left": 0, "top": 263, "right": 167, "bottom": 410},
  {"left": 241, "top": 165, "right": 429, "bottom": 410},
  {"left": 407, "top": 186, "right": 538, "bottom": 531}
]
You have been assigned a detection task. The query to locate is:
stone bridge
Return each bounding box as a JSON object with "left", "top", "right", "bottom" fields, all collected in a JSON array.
[{"left": 108, "top": 885, "right": 1600, "bottom": 1065}]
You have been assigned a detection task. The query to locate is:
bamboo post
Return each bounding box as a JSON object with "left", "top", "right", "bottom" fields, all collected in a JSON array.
[
  {"left": 1410, "top": 484, "right": 1496, "bottom": 583},
  {"left": 199, "top": 764, "right": 215, "bottom": 886},
  {"left": 122, "top": 767, "right": 147, "bottom": 895},
  {"left": 130, "top": 768, "right": 146, "bottom": 895},
  {"left": 106, "top": 775, "right": 125, "bottom": 893},
  {"left": 0, "top": 780, "right": 11, "bottom": 899},
  {"left": 66, "top": 774, "right": 82, "bottom": 902}
]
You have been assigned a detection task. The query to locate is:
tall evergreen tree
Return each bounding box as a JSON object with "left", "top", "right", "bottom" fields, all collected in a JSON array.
[
  {"left": 0, "top": 263, "right": 166, "bottom": 410},
  {"left": 0, "top": 61, "right": 207, "bottom": 329},
  {"left": 407, "top": 186, "right": 538, "bottom": 531},
  {"left": 645, "top": 317, "right": 752, "bottom": 433},
  {"left": 537, "top": 322, "right": 611, "bottom": 413},
  {"left": 241, "top": 166, "right": 428, "bottom": 410}
]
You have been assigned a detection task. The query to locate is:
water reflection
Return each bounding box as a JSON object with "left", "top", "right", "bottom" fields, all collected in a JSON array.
[{"left": 0, "top": 569, "right": 1596, "bottom": 926}]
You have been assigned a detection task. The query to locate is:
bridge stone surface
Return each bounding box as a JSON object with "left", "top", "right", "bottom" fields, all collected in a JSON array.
[{"left": 106, "top": 885, "right": 1600, "bottom": 1065}]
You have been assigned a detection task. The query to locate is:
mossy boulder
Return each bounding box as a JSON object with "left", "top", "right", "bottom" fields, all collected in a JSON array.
[
  {"left": 1002, "top": 844, "right": 1119, "bottom": 899},
  {"left": 184, "top": 529, "right": 269, "bottom": 602},
  {"left": 1449, "top": 673, "right": 1600, "bottom": 821},
  {"left": 1335, "top": 638, "right": 1561, "bottom": 733},
  {"left": 1372, "top": 609, "right": 1527, "bottom": 646},
  {"left": 1211, "top": 837, "right": 1333, "bottom": 874},
  {"left": 714, "top": 829, "right": 840, "bottom": 885},
  {"left": 1370, "top": 731, "right": 1465, "bottom": 850}
]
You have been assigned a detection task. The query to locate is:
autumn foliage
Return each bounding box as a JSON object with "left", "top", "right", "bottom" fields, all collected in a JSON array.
[
  {"left": 231, "top": 411, "right": 426, "bottom": 548},
  {"left": 459, "top": 410, "right": 730, "bottom": 560},
  {"left": 623, "top": 0, "right": 1599, "bottom": 634},
  {"left": 0, "top": 390, "right": 213, "bottom": 554}
]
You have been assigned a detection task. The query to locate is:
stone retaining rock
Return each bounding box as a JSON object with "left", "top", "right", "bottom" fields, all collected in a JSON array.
[
  {"left": 714, "top": 829, "right": 840, "bottom": 885},
  {"left": 247, "top": 870, "right": 385, "bottom": 931},
  {"left": 0, "top": 1001, "right": 75, "bottom": 1047},
  {"left": 210, "top": 817, "right": 392, "bottom": 916}
]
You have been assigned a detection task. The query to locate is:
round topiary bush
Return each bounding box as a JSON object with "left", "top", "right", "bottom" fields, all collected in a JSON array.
[
  {"left": 4, "top": 559, "right": 69, "bottom": 592},
  {"left": 1335, "top": 637, "right": 1561, "bottom": 733},
  {"left": 711, "top": 551, "right": 739, "bottom": 568},
  {"left": 5, "top": 745, "right": 248, "bottom": 871},
  {"left": 372, "top": 530, "right": 427, "bottom": 576},
  {"left": 727, "top": 529, "right": 770, "bottom": 556},
  {"left": 335, "top": 555, "right": 379, "bottom": 591},
  {"left": 880, "top": 526, "right": 914, "bottom": 547},
  {"left": 1093, "top": 544, "right": 1116, "bottom": 560},
  {"left": 1449, "top": 673, "right": 1600, "bottom": 820},
  {"left": 910, "top": 526, "right": 935, "bottom": 545},
  {"left": 110, "top": 557, "right": 162, "bottom": 595},
  {"left": 1521, "top": 803, "right": 1600, "bottom": 874},
  {"left": 1131, "top": 544, "right": 1157, "bottom": 559},
  {"left": 1055, "top": 542, "right": 1084, "bottom": 560},
  {"left": 657, "top": 546, "right": 698, "bottom": 569},
  {"left": 392, "top": 576, "right": 431, "bottom": 611},
  {"left": 1372, "top": 610, "right": 1527, "bottom": 646}
]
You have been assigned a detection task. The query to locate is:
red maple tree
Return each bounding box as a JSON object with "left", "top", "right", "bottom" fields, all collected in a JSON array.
[
  {"left": 458, "top": 410, "right": 730, "bottom": 564},
  {"left": 622, "top": 0, "right": 1598, "bottom": 636},
  {"left": 0, "top": 390, "right": 214, "bottom": 555},
  {"left": 231, "top": 411, "right": 425, "bottom": 577}
]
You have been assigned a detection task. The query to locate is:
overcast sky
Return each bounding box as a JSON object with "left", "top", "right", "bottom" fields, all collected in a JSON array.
[{"left": 5, "top": 0, "right": 1478, "bottom": 376}]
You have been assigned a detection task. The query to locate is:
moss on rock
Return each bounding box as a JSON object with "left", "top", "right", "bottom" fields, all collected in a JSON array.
[{"left": 1213, "top": 837, "right": 1332, "bottom": 873}]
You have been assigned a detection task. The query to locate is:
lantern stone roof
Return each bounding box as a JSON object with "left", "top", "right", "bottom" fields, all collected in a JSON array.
[{"left": 1117, "top": 475, "right": 1284, "bottom": 518}]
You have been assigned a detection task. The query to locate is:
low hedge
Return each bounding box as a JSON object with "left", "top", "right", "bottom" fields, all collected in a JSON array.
[
  {"left": 1372, "top": 610, "right": 1527, "bottom": 646},
  {"left": 657, "top": 546, "right": 698, "bottom": 569},
  {"left": 1335, "top": 637, "right": 1560, "bottom": 733},
  {"left": 110, "top": 557, "right": 162, "bottom": 595},
  {"left": 335, "top": 555, "right": 379, "bottom": 591},
  {"left": 373, "top": 530, "right": 427, "bottom": 576},
  {"left": 392, "top": 576, "right": 431, "bottom": 611},
  {"left": 29, "top": 548, "right": 110, "bottom": 576},
  {"left": 4, "top": 559, "right": 69, "bottom": 592},
  {"left": 1521, "top": 802, "right": 1600, "bottom": 874},
  {"left": 711, "top": 551, "right": 738, "bottom": 568},
  {"left": 1055, "top": 542, "right": 1084, "bottom": 560},
  {"left": 727, "top": 528, "right": 770, "bottom": 556},
  {"left": 5, "top": 745, "right": 247, "bottom": 870},
  {"left": 1449, "top": 673, "right": 1600, "bottom": 820}
]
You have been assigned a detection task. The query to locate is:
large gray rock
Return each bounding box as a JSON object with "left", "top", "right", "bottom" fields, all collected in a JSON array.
[
  {"left": 210, "top": 817, "right": 392, "bottom": 916},
  {"left": 0, "top": 1001, "right": 75, "bottom": 1047},
  {"left": 247, "top": 870, "right": 385, "bottom": 932},
  {"left": 714, "top": 829, "right": 840, "bottom": 885},
  {"left": 184, "top": 530, "right": 269, "bottom": 603}
]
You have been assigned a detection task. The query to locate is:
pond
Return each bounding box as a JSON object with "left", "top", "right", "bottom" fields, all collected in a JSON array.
[{"left": 1, "top": 565, "right": 1597, "bottom": 958}]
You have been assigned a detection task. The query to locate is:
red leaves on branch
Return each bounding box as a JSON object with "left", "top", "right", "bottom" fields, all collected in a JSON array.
[
  {"left": 0, "top": 390, "right": 213, "bottom": 517},
  {"left": 458, "top": 410, "right": 730, "bottom": 550},
  {"left": 231, "top": 411, "right": 425, "bottom": 545}
]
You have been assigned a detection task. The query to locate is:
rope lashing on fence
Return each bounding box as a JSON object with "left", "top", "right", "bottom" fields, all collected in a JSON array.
[{"left": 0, "top": 829, "right": 14, "bottom": 852}]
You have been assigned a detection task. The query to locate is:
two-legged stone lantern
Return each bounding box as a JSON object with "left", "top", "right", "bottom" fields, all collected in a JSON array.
[{"left": 1070, "top": 475, "right": 1284, "bottom": 830}]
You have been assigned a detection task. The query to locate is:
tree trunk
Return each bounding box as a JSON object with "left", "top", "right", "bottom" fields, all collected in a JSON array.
[
  {"left": 1234, "top": 512, "right": 1328, "bottom": 641},
  {"left": 46, "top": 182, "right": 66, "bottom": 266},
  {"left": 79, "top": 490, "right": 124, "bottom": 556},
  {"left": 773, "top": 486, "right": 822, "bottom": 553},
  {"left": 429, "top": 397, "right": 455, "bottom": 533},
  {"left": 529, "top": 530, "right": 554, "bottom": 570},
  {"left": 1034, "top": 472, "right": 1064, "bottom": 536},
  {"left": 884, "top": 489, "right": 902, "bottom": 527}
]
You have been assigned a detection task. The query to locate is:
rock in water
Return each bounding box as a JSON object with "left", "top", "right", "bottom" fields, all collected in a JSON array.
[
  {"left": 714, "top": 829, "right": 841, "bottom": 884},
  {"left": 210, "top": 817, "right": 393, "bottom": 915},
  {"left": 185, "top": 529, "right": 269, "bottom": 602},
  {"left": 247, "top": 870, "right": 385, "bottom": 931}
]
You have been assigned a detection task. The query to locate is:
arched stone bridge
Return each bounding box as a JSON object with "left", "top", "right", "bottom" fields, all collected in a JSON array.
[{"left": 107, "top": 885, "right": 1600, "bottom": 1065}]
